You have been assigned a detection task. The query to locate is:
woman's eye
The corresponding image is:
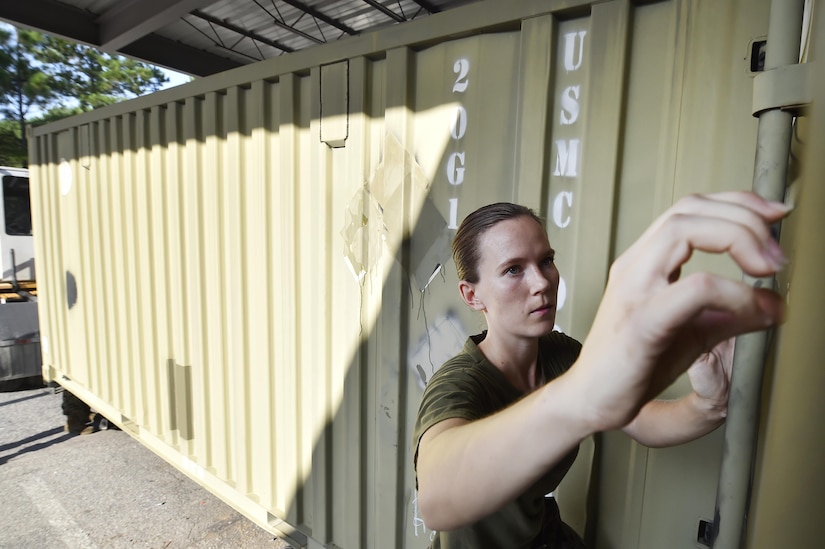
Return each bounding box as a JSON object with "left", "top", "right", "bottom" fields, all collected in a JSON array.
[
  {"left": 542, "top": 255, "right": 556, "bottom": 267},
  {"left": 505, "top": 265, "right": 522, "bottom": 275}
]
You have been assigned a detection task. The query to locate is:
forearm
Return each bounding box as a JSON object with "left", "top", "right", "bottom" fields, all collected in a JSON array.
[
  {"left": 417, "top": 373, "right": 591, "bottom": 531},
  {"left": 622, "top": 391, "right": 727, "bottom": 448}
]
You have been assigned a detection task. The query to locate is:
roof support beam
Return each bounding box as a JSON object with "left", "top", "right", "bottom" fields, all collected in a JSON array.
[
  {"left": 0, "top": 0, "right": 98, "bottom": 45},
  {"left": 0, "top": 0, "right": 244, "bottom": 76},
  {"left": 191, "top": 10, "right": 295, "bottom": 54},
  {"left": 361, "top": 0, "right": 405, "bottom": 23},
  {"left": 97, "top": 0, "right": 222, "bottom": 51},
  {"left": 409, "top": 0, "right": 441, "bottom": 13},
  {"left": 120, "top": 34, "right": 243, "bottom": 76},
  {"left": 278, "top": 0, "right": 359, "bottom": 35},
  {"left": 252, "top": 0, "right": 324, "bottom": 44}
]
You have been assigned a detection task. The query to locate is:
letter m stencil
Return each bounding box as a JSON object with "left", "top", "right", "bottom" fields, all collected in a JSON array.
[{"left": 552, "top": 138, "right": 580, "bottom": 177}]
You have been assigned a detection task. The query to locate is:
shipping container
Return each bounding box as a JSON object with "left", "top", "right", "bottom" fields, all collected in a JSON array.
[{"left": 27, "top": 0, "right": 819, "bottom": 547}]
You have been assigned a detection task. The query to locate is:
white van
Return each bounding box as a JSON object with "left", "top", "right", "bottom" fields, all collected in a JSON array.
[
  {"left": 0, "top": 166, "right": 34, "bottom": 282},
  {"left": 0, "top": 166, "right": 40, "bottom": 387}
]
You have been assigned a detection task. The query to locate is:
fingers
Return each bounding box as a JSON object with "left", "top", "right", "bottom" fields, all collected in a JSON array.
[
  {"left": 700, "top": 191, "right": 792, "bottom": 221},
  {"left": 686, "top": 338, "right": 734, "bottom": 394},
  {"left": 617, "top": 192, "right": 790, "bottom": 284},
  {"left": 647, "top": 192, "right": 790, "bottom": 235},
  {"left": 715, "top": 337, "right": 735, "bottom": 378},
  {"left": 655, "top": 213, "right": 785, "bottom": 278},
  {"left": 646, "top": 273, "right": 785, "bottom": 349}
]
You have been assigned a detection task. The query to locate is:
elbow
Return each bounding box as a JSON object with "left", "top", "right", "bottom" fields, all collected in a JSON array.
[
  {"left": 417, "top": 482, "right": 465, "bottom": 532},
  {"left": 417, "top": 487, "right": 450, "bottom": 531}
]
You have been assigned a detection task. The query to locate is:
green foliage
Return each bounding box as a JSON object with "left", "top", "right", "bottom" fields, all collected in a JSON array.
[
  {"left": 0, "top": 28, "right": 57, "bottom": 125},
  {"left": 0, "top": 119, "right": 26, "bottom": 167},
  {"left": 0, "top": 24, "right": 169, "bottom": 164},
  {"left": 30, "top": 32, "right": 167, "bottom": 110},
  {"left": 31, "top": 106, "right": 84, "bottom": 126}
]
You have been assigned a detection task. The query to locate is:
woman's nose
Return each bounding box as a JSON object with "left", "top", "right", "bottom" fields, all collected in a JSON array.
[{"left": 529, "top": 266, "right": 552, "bottom": 293}]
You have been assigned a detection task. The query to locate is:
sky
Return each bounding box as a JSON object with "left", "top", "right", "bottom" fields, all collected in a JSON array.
[{"left": 159, "top": 68, "right": 195, "bottom": 90}]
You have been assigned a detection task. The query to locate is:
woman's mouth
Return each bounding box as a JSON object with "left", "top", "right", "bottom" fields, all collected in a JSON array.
[{"left": 531, "top": 304, "right": 555, "bottom": 316}]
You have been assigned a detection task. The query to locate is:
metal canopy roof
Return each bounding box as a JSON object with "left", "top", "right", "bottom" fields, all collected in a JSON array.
[{"left": 0, "top": 0, "right": 481, "bottom": 77}]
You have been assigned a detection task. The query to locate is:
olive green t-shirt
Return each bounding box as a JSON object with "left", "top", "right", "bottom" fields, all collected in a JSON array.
[{"left": 412, "top": 331, "right": 582, "bottom": 549}]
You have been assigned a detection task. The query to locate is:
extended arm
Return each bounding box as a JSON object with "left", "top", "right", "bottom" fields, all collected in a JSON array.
[
  {"left": 623, "top": 338, "right": 733, "bottom": 447},
  {"left": 417, "top": 372, "right": 590, "bottom": 530},
  {"left": 417, "top": 192, "right": 788, "bottom": 531},
  {"left": 623, "top": 392, "right": 726, "bottom": 447}
]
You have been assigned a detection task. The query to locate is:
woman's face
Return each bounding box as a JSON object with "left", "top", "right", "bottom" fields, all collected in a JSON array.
[{"left": 465, "top": 215, "right": 559, "bottom": 340}]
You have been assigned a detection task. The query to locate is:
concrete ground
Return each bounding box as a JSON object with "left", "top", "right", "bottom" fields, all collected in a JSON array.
[{"left": 0, "top": 382, "right": 293, "bottom": 549}]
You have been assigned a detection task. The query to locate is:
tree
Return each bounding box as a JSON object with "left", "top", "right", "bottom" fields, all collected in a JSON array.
[
  {"left": 0, "top": 119, "right": 27, "bottom": 166},
  {"left": 0, "top": 27, "right": 57, "bottom": 165},
  {"left": 30, "top": 32, "right": 168, "bottom": 111},
  {"left": 0, "top": 25, "right": 168, "bottom": 166}
]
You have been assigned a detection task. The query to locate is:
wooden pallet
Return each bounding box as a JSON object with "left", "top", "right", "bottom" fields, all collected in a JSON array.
[{"left": 0, "top": 280, "right": 36, "bottom": 301}]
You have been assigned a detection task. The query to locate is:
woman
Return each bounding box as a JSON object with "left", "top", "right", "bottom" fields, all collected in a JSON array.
[{"left": 413, "top": 192, "right": 789, "bottom": 548}]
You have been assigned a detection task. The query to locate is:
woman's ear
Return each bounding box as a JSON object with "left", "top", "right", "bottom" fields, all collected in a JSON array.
[{"left": 458, "top": 281, "right": 485, "bottom": 311}]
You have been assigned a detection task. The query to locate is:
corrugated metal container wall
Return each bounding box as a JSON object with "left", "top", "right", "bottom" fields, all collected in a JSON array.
[{"left": 28, "top": 0, "right": 787, "bottom": 547}]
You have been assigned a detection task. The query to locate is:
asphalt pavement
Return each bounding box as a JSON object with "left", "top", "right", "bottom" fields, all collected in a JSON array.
[{"left": 0, "top": 382, "right": 293, "bottom": 549}]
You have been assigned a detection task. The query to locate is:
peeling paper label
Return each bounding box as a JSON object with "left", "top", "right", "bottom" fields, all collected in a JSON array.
[
  {"left": 340, "top": 133, "right": 435, "bottom": 283},
  {"left": 341, "top": 187, "right": 387, "bottom": 282}
]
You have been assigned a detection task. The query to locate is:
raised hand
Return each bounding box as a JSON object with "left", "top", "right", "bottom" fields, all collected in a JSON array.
[{"left": 572, "top": 192, "right": 789, "bottom": 432}]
